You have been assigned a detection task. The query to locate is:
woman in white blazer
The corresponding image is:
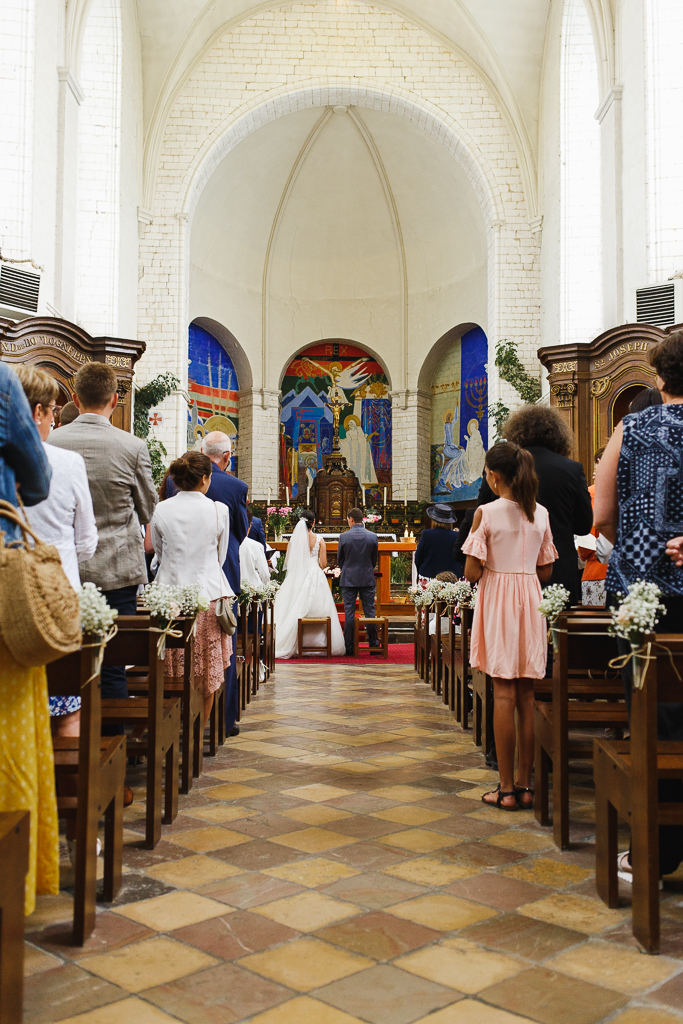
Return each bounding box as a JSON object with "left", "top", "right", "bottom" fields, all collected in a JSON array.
[{"left": 150, "top": 451, "right": 234, "bottom": 724}]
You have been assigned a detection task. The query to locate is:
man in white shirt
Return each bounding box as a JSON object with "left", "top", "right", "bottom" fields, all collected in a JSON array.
[{"left": 240, "top": 513, "right": 272, "bottom": 588}]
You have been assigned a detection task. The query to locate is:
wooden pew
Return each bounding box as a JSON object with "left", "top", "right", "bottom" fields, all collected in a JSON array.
[
  {"left": 471, "top": 668, "right": 492, "bottom": 753},
  {"left": 101, "top": 617, "right": 181, "bottom": 848},
  {"left": 262, "top": 599, "right": 275, "bottom": 679},
  {"left": 594, "top": 634, "right": 683, "bottom": 953},
  {"left": 234, "top": 603, "right": 253, "bottom": 718},
  {"left": 429, "top": 600, "right": 448, "bottom": 695},
  {"left": 0, "top": 811, "right": 29, "bottom": 1024},
  {"left": 415, "top": 605, "right": 430, "bottom": 687},
  {"left": 127, "top": 617, "right": 202, "bottom": 793},
  {"left": 48, "top": 645, "right": 126, "bottom": 943},
  {"left": 441, "top": 612, "right": 459, "bottom": 713},
  {"left": 208, "top": 673, "right": 226, "bottom": 756},
  {"left": 454, "top": 605, "right": 473, "bottom": 730},
  {"left": 534, "top": 612, "right": 626, "bottom": 849}
]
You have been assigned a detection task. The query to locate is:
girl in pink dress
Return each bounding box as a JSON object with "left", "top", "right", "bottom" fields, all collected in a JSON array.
[{"left": 463, "top": 442, "right": 557, "bottom": 810}]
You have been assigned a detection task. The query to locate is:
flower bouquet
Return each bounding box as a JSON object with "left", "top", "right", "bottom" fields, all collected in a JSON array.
[
  {"left": 408, "top": 579, "right": 443, "bottom": 610},
  {"left": 362, "top": 512, "right": 382, "bottom": 532},
  {"left": 79, "top": 582, "right": 118, "bottom": 639},
  {"left": 324, "top": 565, "right": 342, "bottom": 600},
  {"left": 440, "top": 579, "right": 475, "bottom": 610},
  {"left": 609, "top": 580, "right": 666, "bottom": 688},
  {"left": 143, "top": 581, "right": 184, "bottom": 656},
  {"left": 538, "top": 583, "right": 570, "bottom": 650},
  {"left": 266, "top": 506, "right": 293, "bottom": 541},
  {"left": 176, "top": 583, "right": 210, "bottom": 617}
]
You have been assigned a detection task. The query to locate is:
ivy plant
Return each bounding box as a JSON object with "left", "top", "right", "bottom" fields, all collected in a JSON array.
[
  {"left": 133, "top": 372, "right": 180, "bottom": 487},
  {"left": 487, "top": 339, "right": 542, "bottom": 440}
]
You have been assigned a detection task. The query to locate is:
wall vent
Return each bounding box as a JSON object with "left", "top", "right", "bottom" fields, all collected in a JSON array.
[
  {"left": 636, "top": 282, "right": 676, "bottom": 327},
  {"left": 0, "top": 264, "right": 40, "bottom": 312}
]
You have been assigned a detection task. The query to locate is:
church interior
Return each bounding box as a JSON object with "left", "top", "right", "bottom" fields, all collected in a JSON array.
[{"left": 3, "top": 1, "right": 683, "bottom": 1022}]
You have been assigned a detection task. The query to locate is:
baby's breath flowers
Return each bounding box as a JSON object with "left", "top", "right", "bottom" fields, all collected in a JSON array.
[
  {"left": 143, "top": 581, "right": 182, "bottom": 625},
  {"left": 175, "top": 584, "right": 210, "bottom": 617},
  {"left": 609, "top": 580, "right": 666, "bottom": 646},
  {"left": 538, "top": 584, "right": 570, "bottom": 626},
  {"left": 79, "top": 583, "right": 118, "bottom": 637},
  {"left": 440, "top": 580, "right": 475, "bottom": 609}
]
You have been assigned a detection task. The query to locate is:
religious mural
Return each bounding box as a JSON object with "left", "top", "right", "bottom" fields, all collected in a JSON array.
[
  {"left": 280, "top": 342, "right": 391, "bottom": 503},
  {"left": 430, "top": 326, "right": 488, "bottom": 502},
  {"left": 187, "top": 322, "right": 240, "bottom": 474}
]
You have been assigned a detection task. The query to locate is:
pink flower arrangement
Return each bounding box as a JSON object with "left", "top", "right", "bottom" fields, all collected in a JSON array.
[
  {"left": 324, "top": 566, "right": 342, "bottom": 577},
  {"left": 265, "top": 505, "right": 294, "bottom": 538},
  {"left": 363, "top": 513, "right": 381, "bottom": 524}
]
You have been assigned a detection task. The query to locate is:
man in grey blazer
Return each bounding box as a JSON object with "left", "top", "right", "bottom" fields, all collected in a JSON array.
[
  {"left": 49, "top": 362, "right": 157, "bottom": 706},
  {"left": 337, "top": 507, "right": 379, "bottom": 655}
]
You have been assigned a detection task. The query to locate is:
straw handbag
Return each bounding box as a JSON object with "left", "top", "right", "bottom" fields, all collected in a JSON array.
[{"left": 0, "top": 499, "right": 81, "bottom": 666}]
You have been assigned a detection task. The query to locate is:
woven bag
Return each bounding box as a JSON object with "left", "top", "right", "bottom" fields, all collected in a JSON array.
[{"left": 0, "top": 499, "right": 81, "bottom": 666}]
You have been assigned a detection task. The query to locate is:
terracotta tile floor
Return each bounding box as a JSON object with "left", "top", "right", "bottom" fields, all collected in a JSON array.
[{"left": 25, "top": 663, "right": 683, "bottom": 1024}]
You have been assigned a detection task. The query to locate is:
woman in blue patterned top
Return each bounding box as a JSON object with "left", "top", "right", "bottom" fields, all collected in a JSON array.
[{"left": 595, "top": 330, "right": 683, "bottom": 881}]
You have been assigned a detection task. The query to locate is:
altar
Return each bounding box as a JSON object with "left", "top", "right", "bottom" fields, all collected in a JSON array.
[{"left": 271, "top": 538, "right": 417, "bottom": 616}]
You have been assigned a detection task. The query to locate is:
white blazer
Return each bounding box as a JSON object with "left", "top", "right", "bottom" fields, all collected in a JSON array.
[
  {"left": 151, "top": 491, "right": 233, "bottom": 600},
  {"left": 239, "top": 536, "right": 271, "bottom": 588}
]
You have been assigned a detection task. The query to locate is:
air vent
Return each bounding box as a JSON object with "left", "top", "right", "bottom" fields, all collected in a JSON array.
[
  {"left": 0, "top": 264, "right": 40, "bottom": 312},
  {"left": 636, "top": 283, "right": 675, "bottom": 327}
]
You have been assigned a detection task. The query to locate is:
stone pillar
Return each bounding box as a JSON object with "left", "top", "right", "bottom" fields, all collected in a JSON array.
[
  {"left": 238, "top": 388, "right": 280, "bottom": 497},
  {"left": 54, "top": 69, "right": 83, "bottom": 320},
  {"left": 596, "top": 86, "right": 624, "bottom": 327},
  {"left": 391, "top": 388, "right": 431, "bottom": 502}
]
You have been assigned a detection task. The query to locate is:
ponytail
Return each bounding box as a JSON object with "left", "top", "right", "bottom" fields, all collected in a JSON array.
[{"left": 485, "top": 442, "right": 538, "bottom": 523}]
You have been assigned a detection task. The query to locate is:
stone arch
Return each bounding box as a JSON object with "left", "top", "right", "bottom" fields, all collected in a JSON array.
[
  {"left": 193, "top": 317, "right": 254, "bottom": 392},
  {"left": 277, "top": 338, "right": 393, "bottom": 393},
  {"left": 416, "top": 323, "right": 479, "bottom": 393}
]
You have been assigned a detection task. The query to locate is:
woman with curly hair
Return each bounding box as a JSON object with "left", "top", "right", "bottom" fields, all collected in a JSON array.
[{"left": 480, "top": 405, "right": 593, "bottom": 604}]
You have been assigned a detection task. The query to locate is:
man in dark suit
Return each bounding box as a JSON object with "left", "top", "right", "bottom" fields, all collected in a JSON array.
[
  {"left": 249, "top": 512, "right": 267, "bottom": 552},
  {"left": 338, "top": 507, "right": 379, "bottom": 655},
  {"left": 168, "top": 430, "right": 248, "bottom": 733}
]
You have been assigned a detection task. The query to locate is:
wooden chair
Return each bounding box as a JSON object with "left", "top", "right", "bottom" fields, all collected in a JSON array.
[
  {"left": 298, "top": 617, "right": 331, "bottom": 657},
  {"left": 534, "top": 612, "right": 626, "bottom": 849},
  {"left": 127, "top": 617, "right": 202, "bottom": 793},
  {"left": 594, "top": 634, "right": 683, "bottom": 953},
  {"left": 354, "top": 616, "right": 389, "bottom": 658},
  {"left": 101, "top": 616, "right": 181, "bottom": 848},
  {"left": 48, "top": 645, "right": 127, "bottom": 943},
  {"left": 0, "top": 811, "right": 29, "bottom": 1023}
]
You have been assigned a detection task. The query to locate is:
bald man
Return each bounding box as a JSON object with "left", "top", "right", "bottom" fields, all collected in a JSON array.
[{"left": 167, "top": 430, "right": 249, "bottom": 734}]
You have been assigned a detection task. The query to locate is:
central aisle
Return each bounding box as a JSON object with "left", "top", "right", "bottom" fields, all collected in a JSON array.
[{"left": 25, "top": 664, "right": 683, "bottom": 1023}]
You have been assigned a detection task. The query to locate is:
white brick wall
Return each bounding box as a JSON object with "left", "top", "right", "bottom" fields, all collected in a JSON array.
[
  {"left": 0, "top": 0, "right": 35, "bottom": 260},
  {"left": 74, "top": 0, "right": 122, "bottom": 336},
  {"left": 645, "top": 0, "right": 683, "bottom": 280},
  {"left": 560, "top": 0, "right": 603, "bottom": 345},
  {"left": 138, "top": 1, "right": 541, "bottom": 492}
]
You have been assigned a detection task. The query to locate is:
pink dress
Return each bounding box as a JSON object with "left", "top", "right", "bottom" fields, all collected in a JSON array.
[{"left": 462, "top": 498, "right": 557, "bottom": 680}]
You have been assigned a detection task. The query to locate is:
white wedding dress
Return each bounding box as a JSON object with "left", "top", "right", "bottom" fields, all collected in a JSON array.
[{"left": 274, "top": 520, "right": 346, "bottom": 659}]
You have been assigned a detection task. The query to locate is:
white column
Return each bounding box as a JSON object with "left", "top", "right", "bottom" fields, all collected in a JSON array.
[
  {"left": 596, "top": 87, "right": 624, "bottom": 327},
  {"left": 54, "top": 69, "right": 83, "bottom": 320},
  {"left": 391, "top": 388, "right": 431, "bottom": 502},
  {"left": 0, "top": 0, "right": 35, "bottom": 261},
  {"left": 238, "top": 388, "right": 280, "bottom": 496}
]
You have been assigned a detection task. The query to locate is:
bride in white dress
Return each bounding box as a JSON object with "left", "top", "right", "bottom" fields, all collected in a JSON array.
[{"left": 274, "top": 512, "right": 346, "bottom": 659}]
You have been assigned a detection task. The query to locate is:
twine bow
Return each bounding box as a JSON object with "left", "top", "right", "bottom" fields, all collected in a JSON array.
[
  {"left": 81, "top": 624, "right": 118, "bottom": 686},
  {"left": 150, "top": 619, "right": 183, "bottom": 658},
  {"left": 608, "top": 640, "right": 682, "bottom": 689}
]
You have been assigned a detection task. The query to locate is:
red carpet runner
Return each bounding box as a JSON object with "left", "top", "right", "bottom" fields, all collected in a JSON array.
[{"left": 277, "top": 643, "right": 413, "bottom": 665}]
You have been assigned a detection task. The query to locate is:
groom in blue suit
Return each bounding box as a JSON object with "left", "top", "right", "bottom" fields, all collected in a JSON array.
[{"left": 338, "top": 507, "right": 379, "bottom": 655}]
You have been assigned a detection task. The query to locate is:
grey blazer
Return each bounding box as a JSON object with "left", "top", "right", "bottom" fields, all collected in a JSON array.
[
  {"left": 49, "top": 414, "right": 157, "bottom": 590},
  {"left": 337, "top": 524, "right": 378, "bottom": 588}
]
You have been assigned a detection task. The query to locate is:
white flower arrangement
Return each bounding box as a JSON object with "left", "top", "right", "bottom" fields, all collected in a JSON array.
[
  {"left": 440, "top": 580, "right": 474, "bottom": 608},
  {"left": 408, "top": 579, "right": 443, "bottom": 609},
  {"left": 144, "top": 581, "right": 182, "bottom": 624},
  {"left": 538, "top": 584, "right": 570, "bottom": 626},
  {"left": 262, "top": 580, "right": 281, "bottom": 602},
  {"left": 175, "top": 584, "right": 210, "bottom": 617},
  {"left": 609, "top": 580, "right": 666, "bottom": 646},
  {"left": 79, "top": 583, "right": 118, "bottom": 637},
  {"left": 238, "top": 581, "right": 261, "bottom": 607}
]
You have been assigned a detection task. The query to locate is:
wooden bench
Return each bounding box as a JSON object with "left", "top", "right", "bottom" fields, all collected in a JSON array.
[
  {"left": 354, "top": 616, "right": 389, "bottom": 658},
  {"left": 262, "top": 599, "right": 275, "bottom": 678},
  {"left": 127, "top": 617, "right": 203, "bottom": 793},
  {"left": 0, "top": 811, "right": 29, "bottom": 1023},
  {"left": 48, "top": 644, "right": 126, "bottom": 943},
  {"left": 101, "top": 616, "right": 181, "bottom": 848},
  {"left": 415, "top": 605, "right": 430, "bottom": 686},
  {"left": 441, "top": 611, "right": 460, "bottom": 713},
  {"left": 235, "top": 603, "right": 255, "bottom": 715},
  {"left": 297, "top": 617, "right": 332, "bottom": 658},
  {"left": 454, "top": 605, "right": 473, "bottom": 729},
  {"left": 534, "top": 612, "right": 625, "bottom": 849},
  {"left": 594, "top": 634, "right": 683, "bottom": 953},
  {"left": 429, "top": 601, "right": 449, "bottom": 695}
]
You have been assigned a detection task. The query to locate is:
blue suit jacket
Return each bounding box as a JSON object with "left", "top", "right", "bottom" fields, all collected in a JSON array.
[
  {"left": 337, "top": 524, "right": 378, "bottom": 588},
  {"left": 166, "top": 464, "right": 249, "bottom": 594},
  {"left": 415, "top": 528, "right": 463, "bottom": 579},
  {"left": 250, "top": 516, "right": 267, "bottom": 551}
]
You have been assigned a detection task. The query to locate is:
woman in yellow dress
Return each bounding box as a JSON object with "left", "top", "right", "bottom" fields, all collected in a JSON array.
[{"left": 0, "top": 362, "right": 60, "bottom": 914}]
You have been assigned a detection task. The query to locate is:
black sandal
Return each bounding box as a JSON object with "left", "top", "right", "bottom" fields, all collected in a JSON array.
[
  {"left": 481, "top": 785, "right": 518, "bottom": 811},
  {"left": 514, "top": 786, "right": 534, "bottom": 809}
]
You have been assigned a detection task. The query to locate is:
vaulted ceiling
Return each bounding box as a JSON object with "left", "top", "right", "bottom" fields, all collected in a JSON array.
[{"left": 136, "top": 0, "right": 552, "bottom": 159}]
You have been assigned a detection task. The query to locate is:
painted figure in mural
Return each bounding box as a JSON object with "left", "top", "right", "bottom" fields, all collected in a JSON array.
[
  {"left": 442, "top": 410, "right": 461, "bottom": 459},
  {"left": 465, "top": 418, "right": 486, "bottom": 481},
  {"left": 437, "top": 410, "right": 471, "bottom": 490},
  {"left": 340, "top": 415, "right": 377, "bottom": 484}
]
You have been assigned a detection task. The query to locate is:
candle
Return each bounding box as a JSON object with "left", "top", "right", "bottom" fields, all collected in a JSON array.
[
  {"left": 404, "top": 483, "right": 407, "bottom": 507},
  {"left": 286, "top": 486, "right": 290, "bottom": 505},
  {"left": 268, "top": 487, "right": 271, "bottom": 505},
  {"left": 361, "top": 487, "right": 364, "bottom": 507},
  {"left": 383, "top": 487, "right": 387, "bottom": 507},
  {"left": 306, "top": 484, "right": 311, "bottom": 508}
]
